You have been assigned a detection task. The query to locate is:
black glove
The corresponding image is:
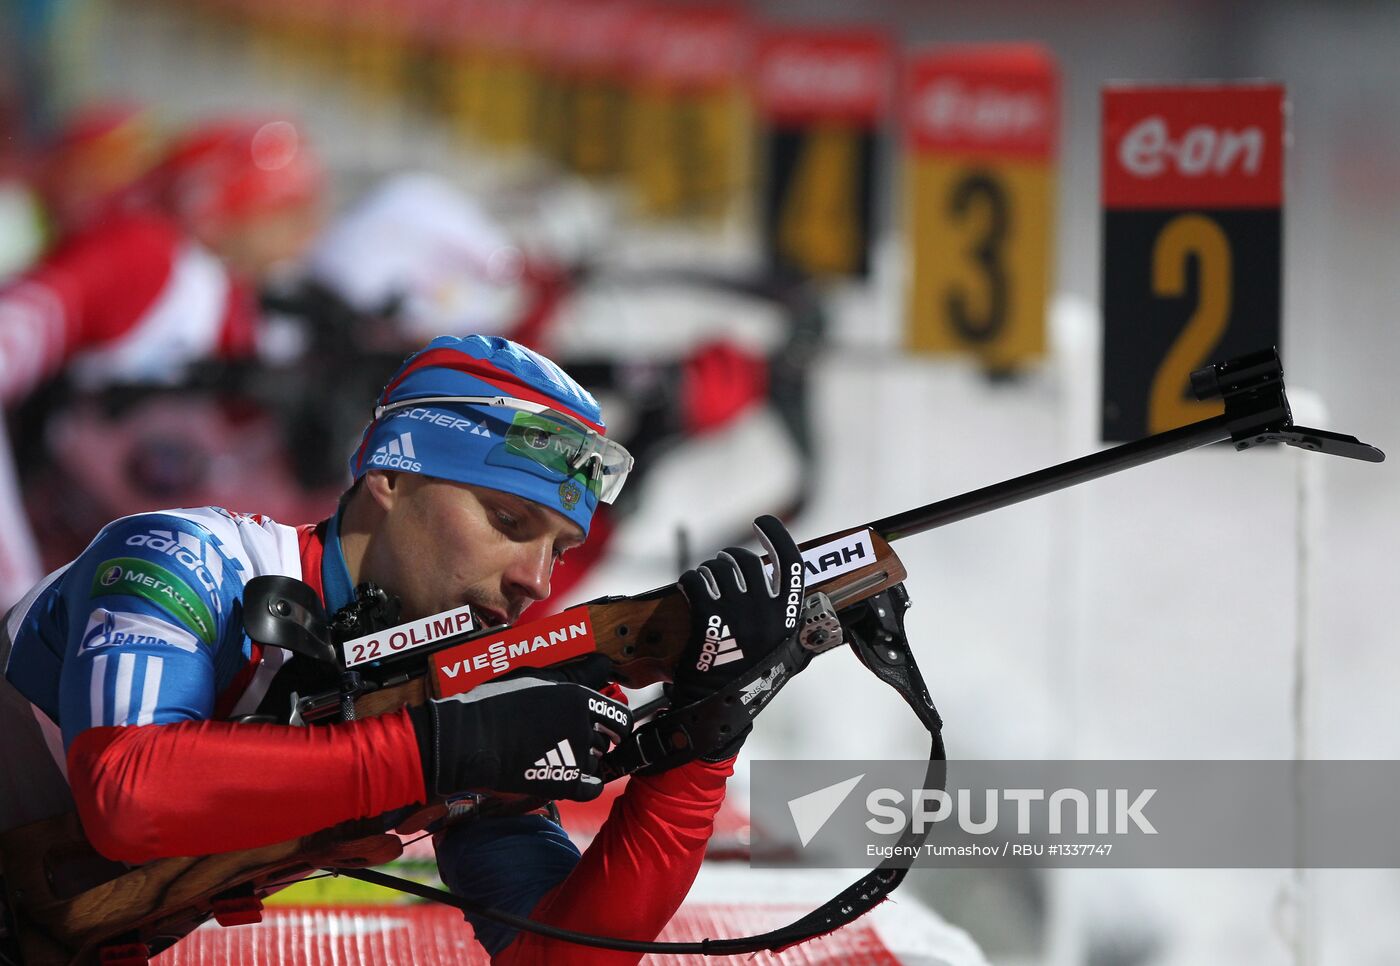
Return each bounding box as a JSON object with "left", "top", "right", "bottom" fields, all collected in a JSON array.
[
  {"left": 408, "top": 654, "right": 631, "bottom": 802},
  {"left": 670, "top": 514, "right": 806, "bottom": 759}
]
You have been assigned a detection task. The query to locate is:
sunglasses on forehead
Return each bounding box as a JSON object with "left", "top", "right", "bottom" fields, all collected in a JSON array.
[{"left": 373, "top": 395, "right": 635, "bottom": 504}]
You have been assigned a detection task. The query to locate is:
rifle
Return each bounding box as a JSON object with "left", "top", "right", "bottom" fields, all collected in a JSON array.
[{"left": 0, "top": 349, "right": 1382, "bottom": 965}]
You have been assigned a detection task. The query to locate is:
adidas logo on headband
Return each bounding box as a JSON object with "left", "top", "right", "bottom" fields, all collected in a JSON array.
[{"left": 369, "top": 432, "right": 422, "bottom": 472}]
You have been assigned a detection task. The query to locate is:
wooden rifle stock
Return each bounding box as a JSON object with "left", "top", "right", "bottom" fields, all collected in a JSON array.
[{"left": 356, "top": 525, "right": 905, "bottom": 714}]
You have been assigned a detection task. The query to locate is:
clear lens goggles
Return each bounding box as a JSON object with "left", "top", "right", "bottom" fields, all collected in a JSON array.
[{"left": 374, "top": 395, "right": 634, "bottom": 504}]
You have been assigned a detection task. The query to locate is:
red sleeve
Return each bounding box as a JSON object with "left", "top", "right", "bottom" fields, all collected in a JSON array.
[
  {"left": 497, "top": 757, "right": 735, "bottom": 966},
  {"left": 66, "top": 708, "right": 427, "bottom": 864},
  {"left": 0, "top": 213, "right": 177, "bottom": 402}
]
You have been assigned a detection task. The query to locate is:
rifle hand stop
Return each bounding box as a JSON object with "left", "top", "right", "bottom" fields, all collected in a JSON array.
[{"left": 1192, "top": 347, "right": 1384, "bottom": 462}]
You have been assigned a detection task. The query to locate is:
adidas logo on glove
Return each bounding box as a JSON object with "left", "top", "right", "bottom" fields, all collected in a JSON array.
[
  {"left": 696, "top": 614, "right": 743, "bottom": 671},
  {"left": 524, "top": 739, "right": 581, "bottom": 782},
  {"left": 589, "top": 696, "right": 629, "bottom": 725}
]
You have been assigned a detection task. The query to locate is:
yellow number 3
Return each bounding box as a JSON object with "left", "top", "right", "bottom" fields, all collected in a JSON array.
[{"left": 1149, "top": 214, "right": 1231, "bottom": 433}]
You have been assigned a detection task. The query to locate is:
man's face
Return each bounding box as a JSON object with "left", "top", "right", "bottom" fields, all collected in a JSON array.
[{"left": 362, "top": 473, "right": 587, "bottom": 626}]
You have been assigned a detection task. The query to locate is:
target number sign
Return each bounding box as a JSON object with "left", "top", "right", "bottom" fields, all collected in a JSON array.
[
  {"left": 904, "top": 45, "right": 1059, "bottom": 370},
  {"left": 1101, "top": 84, "right": 1285, "bottom": 441},
  {"left": 755, "top": 29, "right": 890, "bottom": 279}
]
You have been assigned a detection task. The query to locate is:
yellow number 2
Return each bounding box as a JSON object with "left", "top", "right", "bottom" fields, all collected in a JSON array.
[{"left": 1148, "top": 214, "right": 1231, "bottom": 433}]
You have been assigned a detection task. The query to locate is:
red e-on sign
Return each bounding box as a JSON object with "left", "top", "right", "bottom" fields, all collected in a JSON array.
[
  {"left": 753, "top": 29, "right": 890, "bottom": 126},
  {"left": 1100, "top": 83, "right": 1285, "bottom": 442},
  {"left": 1102, "top": 84, "right": 1284, "bottom": 209},
  {"left": 904, "top": 44, "right": 1058, "bottom": 162}
]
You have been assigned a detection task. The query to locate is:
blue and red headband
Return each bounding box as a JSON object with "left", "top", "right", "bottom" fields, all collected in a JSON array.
[{"left": 351, "top": 335, "right": 615, "bottom": 534}]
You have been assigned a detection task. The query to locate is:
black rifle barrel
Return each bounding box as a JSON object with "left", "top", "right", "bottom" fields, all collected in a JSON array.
[{"left": 871, "top": 414, "right": 1232, "bottom": 543}]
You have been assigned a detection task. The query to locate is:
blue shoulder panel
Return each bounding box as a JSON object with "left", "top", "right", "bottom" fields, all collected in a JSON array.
[{"left": 4, "top": 512, "right": 251, "bottom": 747}]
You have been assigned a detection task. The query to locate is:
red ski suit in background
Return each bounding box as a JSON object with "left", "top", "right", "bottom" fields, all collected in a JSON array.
[
  {"left": 0, "top": 209, "right": 257, "bottom": 405},
  {"left": 0, "top": 209, "right": 259, "bottom": 610}
]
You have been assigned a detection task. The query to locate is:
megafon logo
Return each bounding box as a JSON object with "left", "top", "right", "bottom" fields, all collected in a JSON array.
[
  {"left": 916, "top": 79, "right": 1047, "bottom": 141},
  {"left": 1118, "top": 115, "right": 1264, "bottom": 179}
]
